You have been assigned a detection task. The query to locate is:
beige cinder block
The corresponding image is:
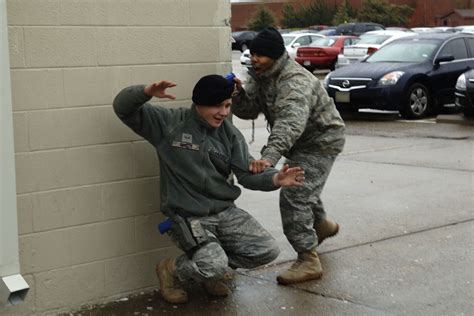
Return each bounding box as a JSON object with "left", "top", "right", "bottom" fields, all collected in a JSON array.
[
  {"left": 6, "top": 0, "right": 61, "bottom": 26},
  {"left": 15, "top": 144, "right": 136, "bottom": 193},
  {"left": 35, "top": 262, "right": 105, "bottom": 312},
  {"left": 8, "top": 26, "right": 25, "bottom": 68},
  {"left": 19, "top": 230, "right": 70, "bottom": 273},
  {"left": 24, "top": 27, "right": 96, "bottom": 67},
  {"left": 63, "top": 66, "right": 133, "bottom": 107},
  {"left": 67, "top": 218, "right": 135, "bottom": 265},
  {"left": 101, "top": 178, "right": 159, "bottom": 221},
  {"left": 135, "top": 213, "right": 172, "bottom": 252},
  {"left": 16, "top": 194, "right": 34, "bottom": 235},
  {"left": 28, "top": 106, "right": 140, "bottom": 150},
  {"left": 10, "top": 69, "right": 65, "bottom": 111},
  {"left": 31, "top": 185, "right": 103, "bottom": 232},
  {"left": 13, "top": 111, "right": 29, "bottom": 152}
]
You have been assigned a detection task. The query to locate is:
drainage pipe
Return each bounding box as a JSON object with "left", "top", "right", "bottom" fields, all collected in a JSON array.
[{"left": 0, "top": 0, "right": 29, "bottom": 307}]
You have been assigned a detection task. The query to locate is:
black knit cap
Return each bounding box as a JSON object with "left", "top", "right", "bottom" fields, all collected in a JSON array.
[
  {"left": 192, "top": 74, "right": 234, "bottom": 106},
  {"left": 250, "top": 27, "right": 285, "bottom": 59}
]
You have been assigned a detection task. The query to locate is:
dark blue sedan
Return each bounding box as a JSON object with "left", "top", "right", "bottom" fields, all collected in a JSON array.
[{"left": 324, "top": 33, "right": 474, "bottom": 119}]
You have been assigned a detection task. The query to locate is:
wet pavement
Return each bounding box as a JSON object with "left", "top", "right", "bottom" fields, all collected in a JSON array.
[{"left": 67, "top": 114, "right": 474, "bottom": 316}]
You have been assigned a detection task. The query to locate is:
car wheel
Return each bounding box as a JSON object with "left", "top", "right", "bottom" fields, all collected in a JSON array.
[
  {"left": 241, "top": 43, "right": 249, "bottom": 52},
  {"left": 400, "top": 83, "right": 431, "bottom": 119}
]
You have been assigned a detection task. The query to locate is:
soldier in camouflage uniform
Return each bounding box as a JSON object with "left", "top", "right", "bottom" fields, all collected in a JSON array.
[
  {"left": 113, "top": 75, "right": 305, "bottom": 304},
  {"left": 232, "top": 27, "right": 345, "bottom": 285}
]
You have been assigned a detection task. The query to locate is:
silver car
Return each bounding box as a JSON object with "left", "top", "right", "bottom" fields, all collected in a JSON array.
[{"left": 336, "top": 30, "right": 416, "bottom": 68}]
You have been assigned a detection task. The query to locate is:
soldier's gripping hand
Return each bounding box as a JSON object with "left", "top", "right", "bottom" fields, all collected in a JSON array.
[
  {"left": 233, "top": 77, "right": 243, "bottom": 95},
  {"left": 144, "top": 80, "right": 177, "bottom": 99},
  {"left": 249, "top": 159, "right": 272, "bottom": 173},
  {"left": 272, "top": 164, "right": 305, "bottom": 188}
]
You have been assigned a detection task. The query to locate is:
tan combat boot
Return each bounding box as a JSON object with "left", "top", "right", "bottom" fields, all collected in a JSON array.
[
  {"left": 314, "top": 217, "right": 339, "bottom": 245},
  {"left": 203, "top": 279, "right": 231, "bottom": 297},
  {"left": 276, "top": 249, "right": 323, "bottom": 285},
  {"left": 156, "top": 258, "right": 188, "bottom": 304}
]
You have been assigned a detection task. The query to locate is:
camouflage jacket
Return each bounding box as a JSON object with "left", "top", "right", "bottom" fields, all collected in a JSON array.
[
  {"left": 232, "top": 52, "right": 345, "bottom": 166},
  {"left": 113, "top": 85, "right": 279, "bottom": 218}
]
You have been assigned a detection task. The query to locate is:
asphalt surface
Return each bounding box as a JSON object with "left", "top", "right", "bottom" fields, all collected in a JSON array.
[{"left": 67, "top": 54, "right": 473, "bottom": 315}]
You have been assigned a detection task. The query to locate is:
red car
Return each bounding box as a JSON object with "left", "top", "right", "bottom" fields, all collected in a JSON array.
[{"left": 295, "top": 36, "right": 359, "bottom": 71}]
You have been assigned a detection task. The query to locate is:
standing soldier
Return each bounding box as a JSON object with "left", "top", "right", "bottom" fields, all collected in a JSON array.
[{"left": 232, "top": 27, "right": 345, "bottom": 285}]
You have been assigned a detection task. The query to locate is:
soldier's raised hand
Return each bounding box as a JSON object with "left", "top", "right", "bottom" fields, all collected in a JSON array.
[{"left": 144, "top": 80, "right": 177, "bottom": 99}]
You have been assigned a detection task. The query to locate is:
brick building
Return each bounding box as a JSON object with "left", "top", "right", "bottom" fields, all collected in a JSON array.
[
  {"left": 436, "top": 9, "right": 474, "bottom": 26},
  {"left": 231, "top": 0, "right": 474, "bottom": 31}
]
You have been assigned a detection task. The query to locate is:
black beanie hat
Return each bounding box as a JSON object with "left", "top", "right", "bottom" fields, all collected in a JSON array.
[
  {"left": 192, "top": 74, "right": 234, "bottom": 106},
  {"left": 250, "top": 27, "right": 285, "bottom": 59}
]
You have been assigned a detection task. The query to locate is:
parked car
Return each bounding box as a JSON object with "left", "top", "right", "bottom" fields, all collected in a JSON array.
[
  {"left": 240, "top": 32, "right": 324, "bottom": 66},
  {"left": 318, "top": 27, "right": 337, "bottom": 36},
  {"left": 432, "top": 26, "right": 455, "bottom": 33},
  {"left": 232, "top": 31, "right": 258, "bottom": 52},
  {"left": 289, "top": 29, "right": 321, "bottom": 34},
  {"left": 282, "top": 33, "right": 325, "bottom": 58},
  {"left": 335, "top": 22, "right": 384, "bottom": 36},
  {"left": 295, "top": 36, "right": 359, "bottom": 71},
  {"left": 336, "top": 30, "right": 416, "bottom": 68},
  {"left": 455, "top": 25, "right": 474, "bottom": 34},
  {"left": 455, "top": 69, "right": 474, "bottom": 117},
  {"left": 324, "top": 33, "right": 474, "bottom": 119},
  {"left": 385, "top": 27, "right": 413, "bottom": 32},
  {"left": 410, "top": 27, "right": 435, "bottom": 33}
]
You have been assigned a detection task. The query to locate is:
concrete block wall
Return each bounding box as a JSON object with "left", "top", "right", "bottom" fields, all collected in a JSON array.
[{"left": 3, "top": 0, "right": 231, "bottom": 314}]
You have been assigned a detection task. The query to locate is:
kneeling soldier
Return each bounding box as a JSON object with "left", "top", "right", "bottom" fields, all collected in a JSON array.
[{"left": 113, "top": 74, "right": 305, "bottom": 303}]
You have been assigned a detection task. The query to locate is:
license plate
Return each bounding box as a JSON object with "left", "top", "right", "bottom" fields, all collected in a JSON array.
[
  {"left": 303, "top": 60, "right": 311, "bottom": 66},
  {"left": 335, "top": 91, "right": 350, "bottom": 103}
]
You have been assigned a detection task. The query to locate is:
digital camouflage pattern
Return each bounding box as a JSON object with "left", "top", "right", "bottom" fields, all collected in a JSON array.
[
  {"left": 232, "top": 52, "right": 345, "bottom": 252},
  {"left": 232, "top": 51, "right": 345, "bottom": 167},
  {"left": 174, "top": 207, "right": 279, "bottom": 282},
  {"left": 280, "top": 152, "right": 336, "bottom": 252}
]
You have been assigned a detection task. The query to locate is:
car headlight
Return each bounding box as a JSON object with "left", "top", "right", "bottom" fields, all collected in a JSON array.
[
  {"left": 456, "top": 73, "right": 466, "bottom": 91},
  {"left": 323, "top": 73, "right": 330, "bottom": 88},
  {"left": 378, "top": 71, "right": 404, "bottom": 86}
]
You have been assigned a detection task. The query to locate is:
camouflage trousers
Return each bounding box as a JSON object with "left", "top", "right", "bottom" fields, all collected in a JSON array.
[
  {"left": 173, "top": 206, "right": 279, "bottom": 283},
  {"left": 281, "top": 152, "right": 337, "bottom": 253}
]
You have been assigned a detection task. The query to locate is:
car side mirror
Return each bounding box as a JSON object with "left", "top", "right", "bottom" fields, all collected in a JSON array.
[
  {"left": 292, "top": 43, "right": 301, "bottom": 48},
  {"left": 435, "top": 54, "right": 455, "bottom": 64}
]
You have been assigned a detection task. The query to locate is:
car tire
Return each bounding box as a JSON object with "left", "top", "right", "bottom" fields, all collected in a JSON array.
[
  {"left": 241, "top": 43, "right": 249, "bottom": 52},
  {"left": 400, "top": 83, "right": 431, "bottom": 119}
]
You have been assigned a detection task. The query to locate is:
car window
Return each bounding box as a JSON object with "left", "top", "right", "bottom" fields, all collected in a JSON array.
[
  {"left": 343, "top": 38, "right": 352, "bottom": 46},
  {"left": 310, "top": 37, "right": 336, "bottom": 47},
  {"left": 295, "top": 36, "right": 311, "bottom": 46},
  {"left": 366, "top": 41, "right": 438, "bottom": 63},
  {"left": 283, "top": 35, "right": 296, "bottom": 46},
  {"left": 358, "top": 35, "right": 391, "bottom": 45},
  {"left": 439, "top": 38, "right": 468, "bottom": 60},
  {"left": 337, "top": 25, "right": 351, "bottom": 34},
  {"left": 368, "top": 25, "right": 384, "bottom": 32},
  {"left": 310, "top": 35, "right": 322, "bottom": 43},
  {"left": 354, "top": 24, "right": 365, "bottom": 33},
  {"left": 467, "top": 38, "right": 474, "bottom": 57}
]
